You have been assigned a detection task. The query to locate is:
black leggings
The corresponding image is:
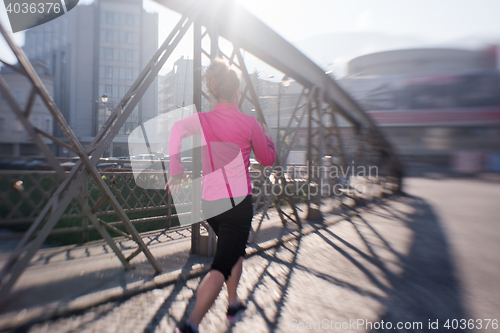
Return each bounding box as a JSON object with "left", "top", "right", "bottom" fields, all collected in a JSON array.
[{"left": 202, "top": 195, "right": 253, "bottom": 280}]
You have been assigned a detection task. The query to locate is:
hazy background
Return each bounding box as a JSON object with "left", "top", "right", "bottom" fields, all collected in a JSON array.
[{"left": 2, "top": 0, "right": 500, "bottom": 77}]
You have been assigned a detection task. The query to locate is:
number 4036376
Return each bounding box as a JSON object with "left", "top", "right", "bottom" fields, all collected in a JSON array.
[
  {"left": 5, "top": 2, "right": 61, "bottom": 14},
  {"left": 444, "top": 319, "right": 498, "bottom": 330}
]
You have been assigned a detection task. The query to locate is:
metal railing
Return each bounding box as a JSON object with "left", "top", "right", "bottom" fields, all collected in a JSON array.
[
  {"left": 0, "top": 163, "right": 400, "bottom": 243},
  {"left": 0, "top": 169, "right": 180, "bottom": 242}
]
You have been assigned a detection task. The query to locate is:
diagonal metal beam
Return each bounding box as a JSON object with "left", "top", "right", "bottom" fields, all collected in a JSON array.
[
  {"left": 234, "top": 48, "right": 266, "bottom": 125},
  {"left": 0, "top": 12, "right": 197, "bottom": 302},
  {"left": 24, "top": 86, "right": 37, "bottom": 118},
  {"left": 34, "top": 127, "right": 79, "bottom": 154},
  {"left": 0, "top": 58, "right": 28, "bottom": 76}
]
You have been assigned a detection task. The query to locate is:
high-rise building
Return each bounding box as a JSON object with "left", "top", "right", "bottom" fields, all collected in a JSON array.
[
  {"left": 22, "top": 0, "right": 158, "bottom": 157},
  {"left": 0, "top": 61, "right": 55, "bottom": 156}
]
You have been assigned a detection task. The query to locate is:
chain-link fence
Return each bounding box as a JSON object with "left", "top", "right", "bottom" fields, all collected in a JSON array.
[{"left": 0, "top": 170, "right": 187, "bottom": 245}]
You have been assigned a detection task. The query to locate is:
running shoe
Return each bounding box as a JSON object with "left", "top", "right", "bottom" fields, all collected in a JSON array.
[
  {"left": 227, "top": 302, "right": 247, "bottom": 323},
  {"left": 175, "top": 320, "right": 198, "bottom": 333}
]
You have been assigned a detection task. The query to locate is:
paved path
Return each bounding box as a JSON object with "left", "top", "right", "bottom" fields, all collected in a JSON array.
[{"left": 6, "top": 178, "right": 500, "bottom": 333}]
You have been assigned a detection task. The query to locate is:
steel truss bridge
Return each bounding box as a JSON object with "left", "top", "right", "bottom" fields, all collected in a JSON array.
[{"left": 0, "top": 0, "right": 402, "bottom": 304}]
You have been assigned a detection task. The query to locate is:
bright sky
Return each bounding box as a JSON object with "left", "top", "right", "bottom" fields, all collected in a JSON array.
[
  {"left": 232, "top": 0, "right": 500, "bottom": 43},
  {"left": 1, "top": 0, "right": 499, "bottom": 74}
]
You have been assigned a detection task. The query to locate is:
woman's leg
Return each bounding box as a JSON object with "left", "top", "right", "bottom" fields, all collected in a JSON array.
[
  {"left": 226, "top": 256, "right": 244, "bottom": 305},
  {"left": 187, "top": 196, "right": 251, "bottom": 327},
  {"left": 188, "top": 256, "right": 244, "bottom": 326},
  {"left": 188, "top": 270, "right": 225, "bottom": 326}
]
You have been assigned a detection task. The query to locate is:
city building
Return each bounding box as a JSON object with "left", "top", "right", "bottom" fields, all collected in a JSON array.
[
  {"left": 338, "top": 47, "right": 500, "bottom": 173},
  {"left": 0, "top": 61, "right": 55, "bottom": 156},
  {"left": 158, "top": 56, "right": 194, "bottom": 114},
  {"left": 22, "top": 0, "right": 158, "bottom": 157}
]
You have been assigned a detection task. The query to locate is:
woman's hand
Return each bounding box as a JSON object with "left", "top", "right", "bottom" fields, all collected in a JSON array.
[{"left": 165, "top": 172, "right": 187, "bottom": 194}]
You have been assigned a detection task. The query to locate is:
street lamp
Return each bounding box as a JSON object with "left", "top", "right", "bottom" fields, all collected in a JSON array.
[
  {"left": 95, "top": 97, "right": 104, "bottom": 137},
  {"left": 101, "top": 94, "right": 115, "bottom": 118},
  {"left": 101, "top": 93, "right": 108, "bottom": 103},
  {"left": 95, "top": 93, "right": 114, "bottom": 140}
]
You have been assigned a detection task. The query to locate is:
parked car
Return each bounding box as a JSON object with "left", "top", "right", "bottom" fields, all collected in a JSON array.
[
  {"left": 60, "top": 161, "right": 76, "bottom": 171},
  {"left": 114, "top": 156, "right": 131, "bottom": 168},
  {"left": 159, "top": 156, "right": 170, "bottom": 170},
  {"left": 130, "top": 154, "right": 162, "bottom": 170},
  {"left": 0, "top": 160, "right": 14, "bottom": 170},
  {"left": 181, "top": 156, "right": 192, "bottom": 172},
  {"left": 10, "top": 160, "right": 29, "bottom": 170},
  {"left": 137, "top": 154, "right": 159, "bottom": 160},
  {"left": 25, "top": 160, "right": 50, "bottom": 170},
  {"left": 249, "top": 158, "right": 260, "bottom": 171},
  {"left": 96, "top": 162, "right": 120, "bottom": 170}
]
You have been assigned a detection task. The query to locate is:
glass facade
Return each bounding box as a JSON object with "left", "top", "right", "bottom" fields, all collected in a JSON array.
[{"left": 98, "top": 8, "right": 142, "bottom": 138}]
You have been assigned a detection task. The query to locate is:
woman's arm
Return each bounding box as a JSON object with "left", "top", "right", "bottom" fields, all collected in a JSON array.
[
  {"left": 168, "top": 113, "right": 202, "bottom": 177},
  {"left": 251, "top": 120, "right": 276, "bottom": 167}
]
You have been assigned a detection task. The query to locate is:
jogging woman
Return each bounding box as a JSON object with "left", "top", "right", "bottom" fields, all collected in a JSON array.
[{"left": 167, "top": 58, "right": 276, "bottom": 333}]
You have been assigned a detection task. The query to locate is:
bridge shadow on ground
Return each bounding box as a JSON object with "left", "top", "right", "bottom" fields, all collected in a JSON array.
[
  {"left": 367, "top": 195, "right": 469, "bottom": 332},
  {"left": 135, "top": 194, "right": 468, "bottom": 333},
  {"left": 181, "top": 194, "right": 467, "bottom": 333},
  {"left": 258, "top": 195, "right": 466, "bottom": 332}
]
